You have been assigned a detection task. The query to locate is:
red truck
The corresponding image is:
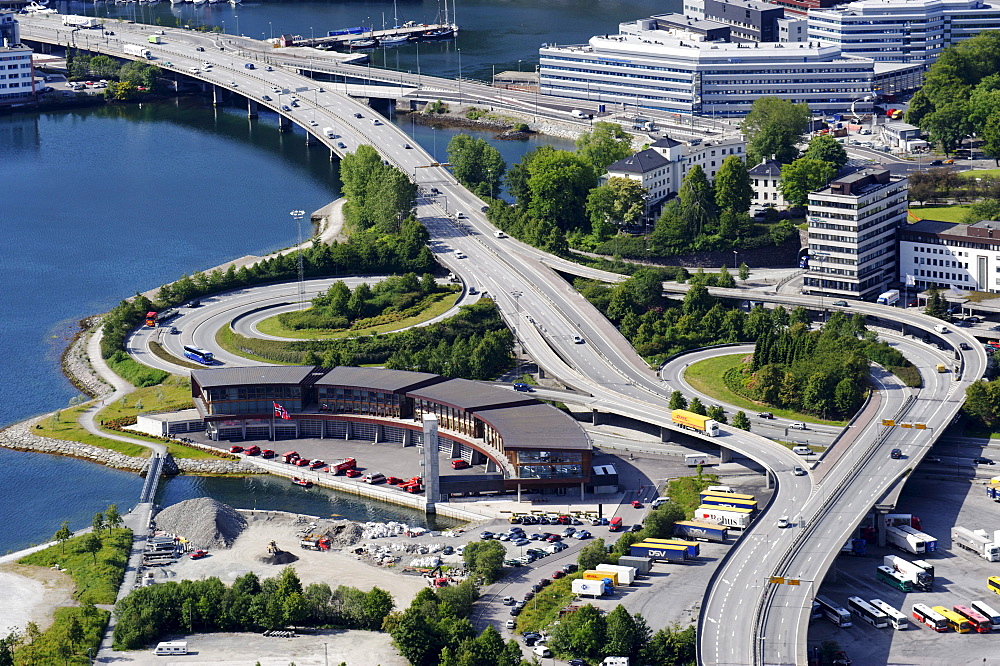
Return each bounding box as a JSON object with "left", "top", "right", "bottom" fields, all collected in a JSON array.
[
  {"left": 329, "top": 458, "right": 357, "bottom": 475},
  {"left": 283, "top": 451, "right": 300, "bottom": 464},
  {"left": 400, "top": 476, "right": 423, "bottom": 493}
]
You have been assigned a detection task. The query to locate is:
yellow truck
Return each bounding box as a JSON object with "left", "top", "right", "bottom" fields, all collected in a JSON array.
[{"left": 671, "top": 409, "right": 720, "bottom": 437}]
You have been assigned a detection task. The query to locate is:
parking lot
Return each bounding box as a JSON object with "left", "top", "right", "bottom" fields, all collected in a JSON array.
[{"left": 809, "top": 474, "right": 1000, "bottom": 663}]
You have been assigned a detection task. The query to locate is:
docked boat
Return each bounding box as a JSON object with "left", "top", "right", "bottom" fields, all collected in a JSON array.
[
  {"left": 422, "top": 27, "right": 455, "bottom": 40},
  {"left": 379, "top": 34, "right": 410, "bottom": 46},
  {"left": 291, "top": 477, "right": 313, "bottom": 488},
  {"left": 348, "top": 38, "right": 377, "bottom": 49}
]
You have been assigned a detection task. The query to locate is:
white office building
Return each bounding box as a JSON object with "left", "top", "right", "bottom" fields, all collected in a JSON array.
[
  {"left": 809, "top": 0, "right": 1000, "bottom": 66},
  {"left": 0, "top": 46, "right": 34, "bottom": 104},
  {"left": 604, "top": 135, "right": 747, "bottom": 217},
  {"left": 803, "top": 169, "right": 907, "bottom": 299},
  {"left": 899, "top": 219, "right": 1000, "bottom": 292},
  {"left": 539, "top": 17, "right": 874, "bottom": 116},
  {"left": 748, "top": 158, "right": 789, "bottom": 210}
]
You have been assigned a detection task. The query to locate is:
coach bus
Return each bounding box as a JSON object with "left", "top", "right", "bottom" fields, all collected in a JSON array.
[
  {"left": 912, "top": 603, "right": 949, "bottom": 632},
  {"left": 876, "top": 565, "right": 913, "bottom": 592},
  {"left": 971, "top": 600, "right": 1000, "bottom": 630},
  {"left": 953, "top": 605, "right": 991, "bottom": 633},
  {"left": 934, "top": 606, "right": 972, "bottom": 633},
  {"left": 183, "top": 345, "right": 215, "bottom": 365},
  {"left": 815, "top": 596, "right": 852, "bottom": 627},
  {"left": 847, "top": 597, "right": 889, "bottom": 629},
  {"left": 989, "top": 576, "right": 1000, "bottom": 596},
  {"left": 869, "top": 599, "right": 908, "bottom": 630}
]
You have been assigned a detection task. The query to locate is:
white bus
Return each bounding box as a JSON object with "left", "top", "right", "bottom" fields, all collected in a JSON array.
[
  {"left": 911, "top": 603, "right": 949, "bottom": 632},
  {"left": 848, "top": 596, "right": 889, "bottom": 629},
  {"left": 869, "top": 598, "right": 908, "bottom": 630},
  {"left": 815, "top": 595, "right": 852, "bottom": 627},
  {"left": 971, "top": 600, "right": 1000, "bottom": 630}
]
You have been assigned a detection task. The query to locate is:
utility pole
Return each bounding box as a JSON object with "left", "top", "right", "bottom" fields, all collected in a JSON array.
[{"left": 291, "top": 209, "right": 306, "bottom": 309}]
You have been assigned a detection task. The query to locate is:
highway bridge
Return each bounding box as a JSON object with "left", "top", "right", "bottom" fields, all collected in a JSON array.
[{"left": 27, "top": 14, "right": 991, "bottom": 664}]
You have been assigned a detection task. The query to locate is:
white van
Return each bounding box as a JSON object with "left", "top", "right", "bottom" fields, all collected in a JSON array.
[
  {"left": 363, "top": 473, "right": 386, "bottom": 484},
  {"left": 323, "top": 127, "right": 337, "bottom": 139},
  {"left": 792, "top": 446, "right": 812, "bottom": 456},
  {"left": 493, "top": 230, "right": 506, "bottom": 238},
  {"left": 934, "top": 324, "right": 949, "bottom": 333},
  {"left": 705, "top": 486, "right": 734, "bottom": 494},
  {"left": 153, "top": 641, "right": 188, "bottom": 655},
  {"left": 651, "top": 496, "right": 671, "bottom": 508}
]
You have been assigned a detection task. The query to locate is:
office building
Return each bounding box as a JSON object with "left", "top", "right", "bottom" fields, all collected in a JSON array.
[
  {"left": 684, "top": 0, "right": 786, "bottom": 42},
  {"left": 1, "top": 10, "right": 20, "bottom": 46},
  {"left": 0, "top": 45, "right": 33, "bottom": 104},
  {"left": 539, "top": 17, "right": 874, "bottom": 116},
  {"left": 809, "top": 0, "right": 1000, "bottom": 66},
  {"left": 803, "top": 169, "right": 907, "bottom": 299},
  {"left": 899, "top": 219, "right": 1000, "bottom": 292}
]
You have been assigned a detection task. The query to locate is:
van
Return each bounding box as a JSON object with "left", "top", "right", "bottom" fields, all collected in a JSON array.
[
  {"left": 570, "top": 109, "right": 587, "bottom": 118},
  {"left": 792, "top": 446, "right": 812, "bottom": 456},
  {"left": 609, "top": 517, "right": 623, "bottom": 532},
  {"left": 651, "top": 496, "right": 671, "bottom": 508},
  {"left": 323, "top": 127, "right": 337, "bottom": 139},
  {"left": 937, "top": 363, "right": 947, "bottom": 373},
  {"left": 934, "top": 324, "right": 949, "bottom": 333},
  {"left": 705, "top": 486, "right": 734, "bottom": 494},
  {"left": 494, "top": 230, "right": 506, "bottom": 238},
  {"left": 363, "top": 473, "right": 386, "bottom": 484},
  {"left": 153, "top": 641, "right": 188, "bottom": 655}
]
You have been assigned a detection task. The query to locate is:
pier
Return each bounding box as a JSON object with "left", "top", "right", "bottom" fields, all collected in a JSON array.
[{"left": 301, "top": 23, "right": 456, "bottom": 48}]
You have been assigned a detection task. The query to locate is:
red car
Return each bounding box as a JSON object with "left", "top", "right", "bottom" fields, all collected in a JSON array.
[
  {"left": 294, "top": 458, "right": 311, "bottom": 467},
  {"left": 229, "top": 445, "right": 244, "bottom": 454},
  {"left": 344, "top": 468, "right": 362, "bottom": 478},
  {"left": 552, "top": 570, "right": 565, "bottom": 579},
  {"left": 451, "top": 460, "right": 470, "bottom": 470},
  {"left": 244, "top": 445, "right": 261, "bottom": 456},
  {"left": 261, "top": 449, "right": 275, "bottom": 458},
  {"left": 309, "top": 460, "right": 326, "bottom": 469},
  {"left": 631, "top": 500, "right": 642, "bottom": 509},
  {"left": 189, "top": 549, "right": 209, "bottom": 559},
  {"left": 386, "top": 476, "right": 403, "bottom": 485}
]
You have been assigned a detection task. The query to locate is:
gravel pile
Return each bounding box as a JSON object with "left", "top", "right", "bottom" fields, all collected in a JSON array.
[
  {"left": 260, "top": 548, "right": 299, "bottom": 566},
  {"left": 155, "top": 497, "right": 248, "bottom": 549},
  {"left": 325, "top": 522, "right": 363, "bottom": 548}
]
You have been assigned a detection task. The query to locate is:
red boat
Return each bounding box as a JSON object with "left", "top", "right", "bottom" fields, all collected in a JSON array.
[{"left": 292, "top": 477, "right": 313, "bottom": 488}]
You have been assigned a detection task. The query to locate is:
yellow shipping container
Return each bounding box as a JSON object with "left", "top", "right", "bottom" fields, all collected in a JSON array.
[{"left": 583, "top": 570, "right": 619, "bottom": 586}]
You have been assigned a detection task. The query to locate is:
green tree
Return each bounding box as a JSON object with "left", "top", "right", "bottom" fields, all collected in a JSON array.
[
  {"left": 585, "top": 177, "right": 647, "bottom": 232},
  {"left": 527, "top": 150, "right": 597, "bottom": 230},
  {"left": 669, "top": 390, "right": 688, "bottom": 410},
  {"left": 447, "top": 133, "right": 506, "bottom": 199},
  {"left": 54, "top": 521, "right": 71, "bottom": 553},
  {"left": 506, "top": 145, "right": 555, "bottom": 208},
  {"left": 0, "top": 630, "right": 20, "bottom": 666},
  {"left": 707, "top": 404, "right": 727, "bottom": 424},
  {"left": 549, "top": 604, "right": 606, "bottom": 662},
  {"left": 961, "top": 198, "right": 1000, "bottom": 224},
  {"left": 717, "top": 266, "right": 735, "bottom": 288},
  {"left": 923, "top": 100, "right": 972, "bottom": 155},
  {"left": 780, "top": 159, "right": 837, "bottom": 207},
  {"left": 92, "top": 512, "right": 105, "bottom": 536},
  {"left": 462, "top": 540, "right": 506, "bottom": 584},
  {"left": 688, "top": 396, "right": 706, "bottom": 415},
  {"left": 388, "top": 609, "right": 441, "bottom": 666},
  {"left": 576, "top": 121, "right": 634, "bottom": 172},
  {"left": 741, "top": 97, "right": 811, "bottom": 165},
  {"left": 577, "top": 538, "right": 608, "bottom": 570},
  {"left": 363, "top": 587, "right": 394, "bottom": 630},
  {"left": 105, "top": 504, "right": 123, "bottom": 533},
  {"left": 732, "top": 411, "right": 751, "bottom": 431},
  {"left": 713, "top": 155, "right": 753, "bottom": 214},
  {"left": 678, "top": 165, "right": 718, "bottom": 237},
  {"left": 802, "top": 134, "right": 848, "bottom": 170},
  {"left": 604, "top": 605, "right": 640, "bottom": 660},
  {"left": 81, "top": 532, "right": 102, "bottom": 564},
  {"left": 738, "top": 262, "right": 750, "bottom": 281}
]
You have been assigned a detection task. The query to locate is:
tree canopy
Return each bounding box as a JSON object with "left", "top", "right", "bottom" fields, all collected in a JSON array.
[
  {"left": 446, "top": 134, "right": 506, "bottom": 199},
  {"left": 780, "top": 159, "right": 837, "bottom": 207},
  {"left": 802, "top": 134, "right": 848, "bottom": 170},
  {"left": 575, "top": 121, "right": 634, "bottom": 172},
  {"left": 740, "top": 97, "right": 811, "bottom": 165}
]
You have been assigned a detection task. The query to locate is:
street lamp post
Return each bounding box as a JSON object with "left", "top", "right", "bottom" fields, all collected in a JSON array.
[
  {"left": 269, "top": 22, "right": 273, "bottom": 41},
  {"left": 733, "top": 250, "right": 738, "bottom": 270},
  {"left": 311, "top": 26, "right": 315, "bottom": 46},
  {"left": 235, "top": 14, "right": 239, "bottom": 37},
  {"left": 534, "top": 64, "right": 539, "bottom": 121},
  {"left": 457, "top": 47, "right": 463, "bottom": 105},
  {"left": 291, "top": 210, "right": 307, "bottom": 310},
  {"left": 510, "top": 290, "right": 523, "bottom": 364}
]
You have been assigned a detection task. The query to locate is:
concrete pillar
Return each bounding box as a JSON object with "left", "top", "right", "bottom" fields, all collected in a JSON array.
[
  {"left": 660, "top": 427, "right": 672, "bottom": 443},
  {"left": 486, "top": 458, "right": 498, "bottom": 473},
  {"left": 581, "top": 482, "right": 585, "bottom": 498},
  {"left": 451, "top": 441, "right": 462, "bottom": 458},
  {"left": 591, "top": 409, "right": 601, "bottom": 426},
  {"left": 374, "top": 424, "right": 382, "bottom": 443},
  {"left": 212, "top": 85, "right": 220, "bottom": 107},
  {"left": 330, "top": 148, "right": 337, "bottom": 162},
  {"left": 517, "top": 484, "right": 521, "bottom": 503},
  {"left": 295, "top": 419, "right": 300, "bottom": 438},
  {"left": 537, "top": 367, "right": 546, "bottom": 380},
  {"left": 305, "top": 133, "right": 319, "bottom": 146},
  {"left": 345, "top": 422, "right": 350, "bottom": 441},
  {"left": 719, "top": 447, "right": 732, "bottom": 464},
  {"left": 247, "top": 99, "right": 259, "bottom": 118},
  {"left": 423, "top": 416, "right": 440, "bottom": 515},
  {"left": 278, "top": 116, "right": 293, "bottom": 132},
  {"left": 402, "top": 429, "right": 413, "bottom": 447}
]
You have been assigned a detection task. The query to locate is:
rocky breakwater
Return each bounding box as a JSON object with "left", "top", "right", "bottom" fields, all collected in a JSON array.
[{"left": 0, "top": 417, "right": 264, "bottom": 476}]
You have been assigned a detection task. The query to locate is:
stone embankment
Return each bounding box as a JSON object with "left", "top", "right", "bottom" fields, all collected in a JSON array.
[
  {"left": 0, "top": 418, "right": 263, "bottom": 476},
  {"left": 62, "top": 316, "right": 114, "bottom": 399}
]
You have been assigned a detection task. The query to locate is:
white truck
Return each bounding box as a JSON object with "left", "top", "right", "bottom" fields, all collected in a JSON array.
[
  {"left": 685, "top": 454, "right": 711, "bottom": 467},
  {"left": 323, "top": 127, "right": 338, "bottom": 139},
  {"left": 595, "top": 564, "right": 636, "bottom": 586},
  {"left": 123, "top": 44, "right": 153, "bottom": 59},
  {"left": 62, "top": 15, "right": 101, "bottom": 28},
  {"left": 951, "top": 527, "right": 1000, "bottom": 561},
  {"left": 885, "top": 525, "right": 926, "bottom": 555},
  {"left": 695, "top": 506, "right": 753, "bottom": 529},
  {"left": 883, "top": 555, "right": 933, "bottom": 591},
  {"left": 876, "top": 289, "right": 900, "bottom": 306},
  {"left": 572, "top": 578, "right": 611, "bottom": 597},
  {"left": 570, "top": 109, "right": 589, "bottom": 119}
]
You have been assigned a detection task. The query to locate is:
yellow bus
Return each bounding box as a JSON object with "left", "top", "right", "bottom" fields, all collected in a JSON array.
[
  {"left": 989, "top": 576, "right": 1000, "bottom": 596},
  {"left": 933, "top": 606, "right": 972, "bottom": 633}
]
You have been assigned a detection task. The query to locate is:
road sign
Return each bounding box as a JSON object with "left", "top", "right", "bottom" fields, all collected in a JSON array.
[
  {"left": 770, "top": 576, "right": 785, "bottom": 585},
  {"left": 882, "top": 419, "right": 895, "bottom": 426},
  {"left": 915, "top": 424, "right": 926, "bottom": 429}
]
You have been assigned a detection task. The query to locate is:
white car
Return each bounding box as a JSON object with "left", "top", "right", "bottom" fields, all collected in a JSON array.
[
  {"left": 789, "top": 422, "right": 807, "bottom": 430},
  {"left": 456, "top": 252, "right": 467, "bottom": 259},
  {"left": 777, "top": 516, "right": 790, "bottom": 528},
  {"left": 502, "top": 596, "right": 515, "bottom": 605}
]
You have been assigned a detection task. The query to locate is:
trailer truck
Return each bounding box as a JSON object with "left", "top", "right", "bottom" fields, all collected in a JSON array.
[
  {"left": 877, "top": 290, "right": 900, "bottom": 306},
  {"left": 62, "top": 15, "right": 101, "bottom": 28},
  {"left": 896, "top": 524, "right": 937, "bottom": 552},
  {"left": 616, "top": 556, "right": 652, "bottom": 575},
  {"left": 583, "top": 570, "right": 619, "bottom": 586},
  {"left": 628, "top": 543, "right": 689, "bottom": 562},
  {"left": 123, "top": 44, "right": 153, "bottom": 59},
  {"left": 885, "top": 525, "right": 926, "bottom": 555},
  {"left": 672, "top": 409, "right": 720, "bottom": 437},
  {"left": 884, "top": 555, "right": 934, "bottom": 591},
  {"left": 952, "top": 527, "right": 1000, "bottom": 561},
  {"left": 595, "top": 564, "right": 637, "bottom": 585},
  {"left": 641, "top": 538, "right": 700, "bottom": 558},
  {"left": 572, "top": 578, "right": 612, "bottom": 597},
  {"left": 695, "top": 505, "right": 753, "bottom": 529},
  {"left": 685, "top": 454, "right": 713, "bottom": 466},
  {"left": 699, "top": 495, "right": 758, "bottom": 512},
  {"left": 673, "top": 520, "right": 728, "bottom": 543}
]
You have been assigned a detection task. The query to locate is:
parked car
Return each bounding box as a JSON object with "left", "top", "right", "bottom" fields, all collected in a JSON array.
[
  {"left": 480, "top": 531, "right": 494, "bottom": 540},
  {"left": 189, "top": 549, "right": 209, "bottom": 559},
  {"left": 574, "top": 530, "right": 592, "bottom": 539},
  {"left": 545, "top": 534, "right": 562, "bottom": 542},
  {"left": 563, "top": 563, "right": 578, "bottom": 573},
  {"left": 229, "top": 445, "right": 244, "bottom": 454},
  {"left": 552, "top": 570, "right": 565, "bottom": 579},
  {"left": 442, "top": 546, "right": 454, "bottom": 555},
  {"left": 974, "top": 457, "right": 996, "bottom": 465},
  {"left": 502, "top": 596, "right": 515, "bottom": 605},
  {"left": 631, "top": 500, "right": 642, "bottom": 508},
  {"left": 630, "top": 524, "right": 643, "bottom": 533},
  {"left": 451, "top": 459, "right": 470, "bottom": 470}
]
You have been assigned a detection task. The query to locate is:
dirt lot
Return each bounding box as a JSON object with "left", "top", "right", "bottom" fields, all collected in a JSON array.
[
  {"left": 0, "top": 564, "right": 76, "bottom": 635},
  {"left": 159, "top": 513, "right": 432, "bottom": 609},
  {"left": 104, "top": 629, "right": 406, "bottom": 665}
]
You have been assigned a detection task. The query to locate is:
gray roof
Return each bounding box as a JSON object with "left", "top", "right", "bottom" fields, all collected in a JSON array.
[
  {"left": 748, "top": 158, "right": 782, "bottom": 177},
  {"left": 317, "top": 366, "right": 444, "bottom": 393},
  {"left": 607, "top": 148, "right": 669, "bottom": 175},
  {"left": 651, "top": 136, "right": 682, "bottom": 148},
  {"left": 478, "top": 403, "right": 591, "bottom": 451},
  {"left": 408, "top": 378, "right": 535, "bottom": 411},
  {"left": 191, "top": 366, "right": 320, "bottom": 388}
]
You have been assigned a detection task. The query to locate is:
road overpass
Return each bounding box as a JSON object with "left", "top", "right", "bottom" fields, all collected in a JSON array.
[{"left": 28, "top": 14, "right": 991, "bottom": 663}]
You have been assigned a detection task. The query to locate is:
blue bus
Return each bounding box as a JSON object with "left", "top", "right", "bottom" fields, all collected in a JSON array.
[{"left": 183, "top": 345, "right": 214, "bottom": 365}]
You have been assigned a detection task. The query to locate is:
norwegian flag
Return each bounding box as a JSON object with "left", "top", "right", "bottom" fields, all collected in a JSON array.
[{"left": 273, "top": 402, "right": 291, "bottom": 420}]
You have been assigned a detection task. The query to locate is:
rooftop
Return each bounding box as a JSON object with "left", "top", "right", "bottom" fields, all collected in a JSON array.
[
  {"left": 476, "top": 403, "right": 591, "bottom": 451},
  {"left": 748, "top": 158, "right": 782, "bottom": 176},
  {"left": 192, "top": 366, "right": 320, "bottom": 388},
  {"left": 607, "top": 148, "right": 671, "bottom": 174}
]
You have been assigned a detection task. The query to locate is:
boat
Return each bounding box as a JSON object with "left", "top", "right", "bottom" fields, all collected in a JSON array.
[
  {"left": 379, "top": 34, "right": 410, "bottom": 46},
  {"left": 192, "top": 0, "right": 207, "bottom": 6},
  {"left": 348, "top": 38, "right": 377, "bottom": 49},
  {"left": 229, "top": 0, "right": 241, "bottom": 5},
  {"left": 422, "top": 27, "right": 455, "bottom": 40},
  {"left": 292, "top": 477, "right": 313, "bottom": 488}
]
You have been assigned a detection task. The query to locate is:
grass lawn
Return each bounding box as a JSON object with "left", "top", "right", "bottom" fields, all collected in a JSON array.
[
  {"left": 34, "top": 405, "right": 150, "bottom": 458},
  {"left": 19, "top": 528, "right": 133, "bottom": 604},
  {"left": 683, "top": 354, "right": 848, "bottom": 427},
  {"left": 961, "top": 168, "right": 1000, "bottom": 179},
  {"left": 148, "top": 339, "right": 204, "bottom": 370},
  {"left": 514, "top": 572, "right": 582, "bottom": 634},
  {"left": 909, "top": 205, "right": 971, "bottom": 223},
  {"left": 254, "top": 291, "right": 460, "bottom": 339},
  {"left": 216, "top": 326, "right": 298, "bottom": 365},
  {"left": 667, "top": 473, "right": 721, "bottom": 519}
]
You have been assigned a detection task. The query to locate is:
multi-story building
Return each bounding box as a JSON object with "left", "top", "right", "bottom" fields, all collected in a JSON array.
[
  {"left": 899, "top": 219, "right": 1000, "bottom": 292},
  {"left": 1, "top": 10, "right": 20, "bottom": 46},
  {"left": 803, "top": 169, "right": 907, "bottom": 300},
  {"left": 809, "top": 0, "right": 1000, "bottom": 66},
  {"left": 748, "top": 158, "right": 789, "bottom": 210},
  {"left": 684, "top": 0, "right": 786, "bottom": 42},
  {"left": 604, "top": 135, "right": 747, "bottom": 218},
  {"left": 539, "top": 17, "right": 875, "bottom": 116},
  {"left": 0, "top": 45, "right": 34, "bottom": 104}
]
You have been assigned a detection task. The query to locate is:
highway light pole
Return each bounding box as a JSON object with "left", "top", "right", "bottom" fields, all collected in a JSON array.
[
  {"left": 235, "top": 14, "right": 239, "bottom": 37},
  {"left": 291, "top": 209, "right": 306, "bottom": 310},
  {"left": 457, "top": 47, "right": 463, "bottom": 106},
  {"left": 511, "top": 290, "right": 523, "bottom": 367}
]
